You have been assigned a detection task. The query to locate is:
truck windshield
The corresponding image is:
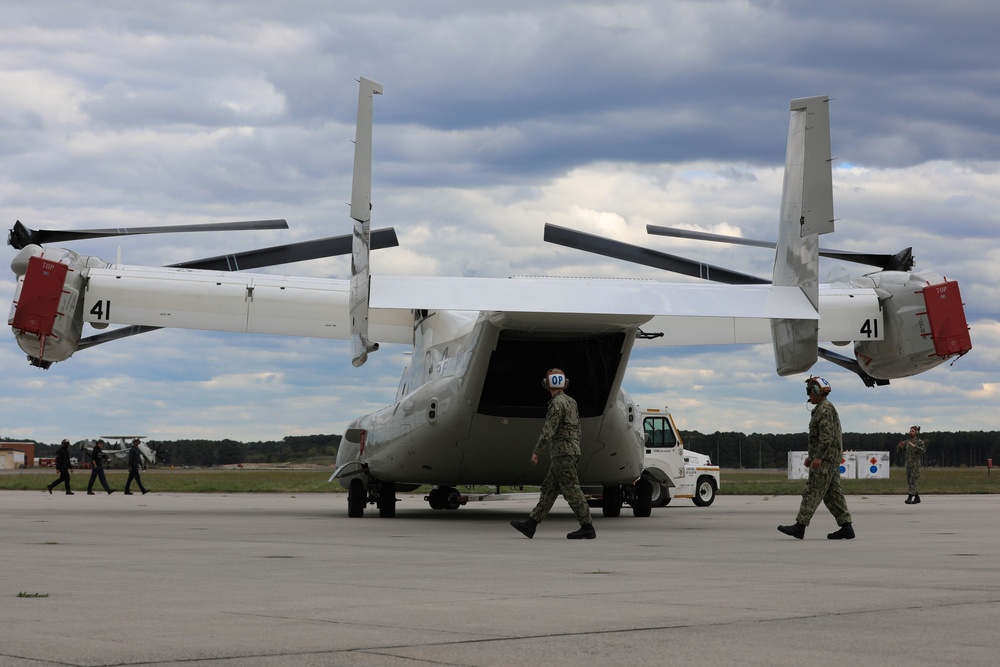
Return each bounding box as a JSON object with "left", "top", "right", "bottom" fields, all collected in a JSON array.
[{"left": 644, "top": 416, "right": 678, "bottom": 448}]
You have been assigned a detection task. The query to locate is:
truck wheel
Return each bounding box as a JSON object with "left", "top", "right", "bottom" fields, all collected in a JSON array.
[
  {"left": 649, "top": 482, "right": 670, "bottom": 508},
  {"left": 602, "top": 484, "right": 623, "bottom": 518},
  {"left": 632, "top": 479, "right": 653, "bottom": 517},
  {"left": 348, "top": 478, "right": 366, "bottom": 517},
  {"left": 692, "top": 476, "right": 716, "bottom": 507}
]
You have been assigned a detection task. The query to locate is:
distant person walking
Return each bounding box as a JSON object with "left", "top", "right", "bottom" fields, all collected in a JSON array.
[
  {"left": 511, "top": 368, "right": 596, "bottom": 540},
  {"left": 46, "top": 439, "right": 75, "bottom": 495},
  {"left": 124, "top": 439, "right": 149, "bottom": 495},
  {"left": 86, "top": 439, "right": 116, "bottom": 495},
  {"left": 898, "top": 425, "right": 926, "bottom": 504},
  {"left": 778, "top": 377, "right": 855, "bottom": 540}
]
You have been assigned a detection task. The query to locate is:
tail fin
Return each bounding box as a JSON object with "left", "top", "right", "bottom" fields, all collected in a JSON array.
[
  {"left": 770, "top": 96, "right": 834, "bottom": 376},
  {"left": 349, "top": 77, "right": 383, "bottom": 367}
]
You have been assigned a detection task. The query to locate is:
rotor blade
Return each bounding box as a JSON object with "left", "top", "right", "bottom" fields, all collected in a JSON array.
[
  {"left": 169, "top": 227, "right": 399, "bottom": 271},
  {"left": 646, "top": 224, "right": 914, "bottom": 272},
  {"left": 645, "top": 225, "right": 776, "bottom": 249},
  {"left": 8, "top": 219, "right": 289, "bottom": 249},
  {"left": 544, "top": 224, "right": 767, "bottom": 285}
]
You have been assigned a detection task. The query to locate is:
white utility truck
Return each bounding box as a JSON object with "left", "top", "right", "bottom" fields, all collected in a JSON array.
[
  {"left": 639, "top": 407, "right": 720, "bottom": 508},
  {"left": 587, "top": 406, "right": 721, "bottom": 517}
]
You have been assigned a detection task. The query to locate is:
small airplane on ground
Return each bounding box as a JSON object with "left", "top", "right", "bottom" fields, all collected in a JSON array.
[
  {"left": 79, "top": 436, "right": 166, "bottom": 469},
  {"left": 7, "top": 78, "right": 972, "bottom": 519}
]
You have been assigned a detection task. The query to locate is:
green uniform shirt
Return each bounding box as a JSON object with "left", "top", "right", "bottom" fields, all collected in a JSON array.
[
  {"left": 532, "top": 392, "right": 582, "bottom": 458},
  {"left": 904, "top": 437, "right": 926, "bottom": 466},
  {"left": 807, "top": 399, "right": 842, "bottom": 467}
]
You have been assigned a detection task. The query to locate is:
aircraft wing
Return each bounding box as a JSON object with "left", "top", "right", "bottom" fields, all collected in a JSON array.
[
  {"left": 369, "top": 276, "right": 878, "bottom": 347},
  {"left": 80, "top": 267, "right": 875, "bottom": 349},
  {"left": 370, "top": 276, "right": 815, "bottom": 318},
  {"left": 368, "top": 276, "right": 816, "bottom": 346},
  {"left": 83, "top": 266, "right": 413, "bottom": 344}
]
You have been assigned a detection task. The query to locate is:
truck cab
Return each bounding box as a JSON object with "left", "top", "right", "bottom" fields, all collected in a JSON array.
[
  {"left": 640, "top": 407, "right": 720, "bottom": 508},
  {"left": 585, "top": 406, "right": 721, "bottom": 517}
]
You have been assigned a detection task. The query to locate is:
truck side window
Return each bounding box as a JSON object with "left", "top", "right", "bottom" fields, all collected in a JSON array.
[{"left": 644, "top": 417, "right": 677, "bottom": 448}]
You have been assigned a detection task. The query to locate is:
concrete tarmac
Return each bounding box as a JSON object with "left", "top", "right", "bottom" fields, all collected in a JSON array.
[{"left": 1, "top": 489, "right": 998, "bottom": 666}]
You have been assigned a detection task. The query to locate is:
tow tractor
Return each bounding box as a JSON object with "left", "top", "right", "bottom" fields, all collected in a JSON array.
[{"left": 586, "top": 406, "right": 721, "bottom": 517}]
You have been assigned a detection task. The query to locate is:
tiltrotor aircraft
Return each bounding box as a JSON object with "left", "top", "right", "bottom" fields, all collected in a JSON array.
[{"left": 8, "top": 78, "right": 971, "bottom": 518}]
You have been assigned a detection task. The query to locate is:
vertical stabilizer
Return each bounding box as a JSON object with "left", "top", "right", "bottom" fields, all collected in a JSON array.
[
  {"left": 771, "top": 96, "right": 833, "bottom": 375},
  {"left": 350, "top": 77, "right": 383, "bottom": 367}
]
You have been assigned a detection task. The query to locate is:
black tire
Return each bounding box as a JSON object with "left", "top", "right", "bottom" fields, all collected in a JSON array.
[
  {"left": 443, "top": 486, "right": 462, "bottom": 510},
  {"left": 348, "top": 478, "right": 366, "bottom": 517},
  {"left": 692, "top": 476, "right": 716, "bottom": 507},
  {"left": 602, "top": 484, "right": 623, "bottom": 518},
  {"left": 632, "top": 479, "right": 653, "bottom": 517},
  {"left": 649, "top": 481, "right": 670, "bottom": 508},
  {"left": 427, "top": 488, "right": 445, "bottom": 510},
  {"left": 377, "top": 480, "right": 396, "bottom": 518}
]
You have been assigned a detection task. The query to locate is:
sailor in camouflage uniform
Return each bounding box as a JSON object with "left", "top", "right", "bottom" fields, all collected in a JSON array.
[
  {"left": 778, "top": 376, "right": 855, "bottom": 540},
  {"left": 898, "top": 425, "right": 926, "bottom": 504},
  {"left": 511, "top": 368, "right": 596, "bottom": 540}
]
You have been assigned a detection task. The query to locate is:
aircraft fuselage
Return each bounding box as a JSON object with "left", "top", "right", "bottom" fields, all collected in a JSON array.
[{"left": 335, "top": 309, "right": 647, "bottom": 488}]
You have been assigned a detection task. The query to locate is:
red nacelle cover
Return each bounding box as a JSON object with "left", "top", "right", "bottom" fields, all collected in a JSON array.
[
  {"left": 10, "top": 256, "right": 68, "bottom": 337},
  {"left": 922, "top": 280, "right": 972, "bottom": 357}
]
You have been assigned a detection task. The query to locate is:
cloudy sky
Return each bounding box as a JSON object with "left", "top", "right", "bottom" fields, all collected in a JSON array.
[{"left": 2, "top": 1, "right": 998, "bottom": 445}]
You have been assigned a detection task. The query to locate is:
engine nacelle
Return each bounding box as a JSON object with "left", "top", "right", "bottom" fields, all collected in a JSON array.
[
  {"left": 853, "top": 269, "right": 971, "bottom": 380},
  {"left": 7, "top": 245, "right": 105, "bottom": 367}
]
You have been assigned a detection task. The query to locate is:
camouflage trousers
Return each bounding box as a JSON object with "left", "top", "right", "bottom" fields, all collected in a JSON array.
[
  {"left": 796, "top": 464, "right": 852, "bottom": 527},
  {"left": 906, "top": 462, "right": 921, "bottom": 495},
  {"left": 529, "top": 455, "right": 593, "bottom": 526}
]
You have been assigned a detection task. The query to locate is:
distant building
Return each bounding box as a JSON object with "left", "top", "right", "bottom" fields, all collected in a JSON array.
[{"left": 0, "top": 443, "right": 36, "bottom": 469}]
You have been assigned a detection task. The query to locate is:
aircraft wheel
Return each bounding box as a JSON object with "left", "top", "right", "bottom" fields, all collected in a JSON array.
[
  {"left": 443, "top": 486, "right": 462, "bottom": 510},
  {"left": 649, "top": 482, "right": 670, "bottom": 508},
  {"left": 602, "top": 484, "right": 623, "bottom": 518},
  {"left": 692, "top": 476, "right": 717, "bottom": 507},
  {"left": 348, "top": 478, "right": 366, "bottom": 517},
  {"left": 427, "top": 488, "right": 445, "bottom": 510},
  {"left": 632, "top": 479, "right": 653, "bottom": 517},
  {"left": 377, "top": 480, "right": 396, "bottom": 518}
]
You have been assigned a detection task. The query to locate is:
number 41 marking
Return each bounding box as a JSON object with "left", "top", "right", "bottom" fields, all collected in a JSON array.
[
  {"left": 860, "top": 318, "right": 879, "bottom": 338},
  {"left": 90, "top": 300, "right": 111, "bottom": 321}
]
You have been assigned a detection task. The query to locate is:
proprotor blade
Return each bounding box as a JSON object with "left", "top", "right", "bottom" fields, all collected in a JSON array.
[
  {"left": 544, "top": 223, "right": 767, "bottom": 285},
  {"left": 169, "top": 227, "right": 399, "bottom": 271},
  {"left": 646, "top": 224, "right": 913, "bottom": 271},
  {"left": 8, "top": 219, "right": 289, "bottom": 249}
]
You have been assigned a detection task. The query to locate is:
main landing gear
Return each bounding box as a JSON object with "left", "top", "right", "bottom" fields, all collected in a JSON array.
[
  {"left": 593, "top": 479, "right": 654, "bottom": 518},
  {"left": 347, "top": 478, "right": 398, "bottom": 518}
]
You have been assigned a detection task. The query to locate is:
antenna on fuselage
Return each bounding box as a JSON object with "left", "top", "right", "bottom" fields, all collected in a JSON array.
[{"left": 349, "top": 76, "right": 383, "bottom": 367}]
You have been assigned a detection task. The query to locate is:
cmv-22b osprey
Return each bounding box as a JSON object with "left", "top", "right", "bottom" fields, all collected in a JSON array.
[{"left": 8, "top": 78, "right": 972, "bottom": 518}]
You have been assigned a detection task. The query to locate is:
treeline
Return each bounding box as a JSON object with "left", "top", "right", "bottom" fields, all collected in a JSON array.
[
  {"left": 17, "top": 434, "right": 341, "bottom": 468},
  {"left": 158, "top": 434, "right": 343, "bottom": 466},
  {"left": 10, "top": 431, "right": 999, "bottom": 469},
  {"left": 681, "top": 431, "right": 1000, "bottom": 469}
]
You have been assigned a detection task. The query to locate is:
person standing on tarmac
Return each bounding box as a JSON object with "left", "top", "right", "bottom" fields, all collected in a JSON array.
[
  {"left": 47, "top": 439, "right": 75, "bottom": 495},
  {"left": 898, "top": 425, "right": 926, "bottom": 504},
  {"left": 778, "top": 376, "right": 855, "bottom": 540},
  {"left": 124, "top": 439, "right": 149, "bottom": 495},
  {"left": 511, "top": 368, "right": 596, "bottom": 540},
  {"left": 86, "top": 439, "right": 116, "bottom": 495}
]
